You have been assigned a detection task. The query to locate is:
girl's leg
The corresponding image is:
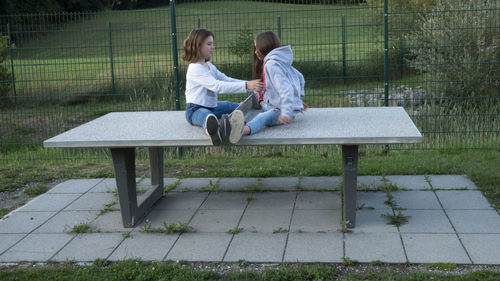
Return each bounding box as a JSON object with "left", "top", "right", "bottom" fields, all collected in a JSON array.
[
  {"left": 190, "top": 107, "right": 214, "bottom": 128},
  {"left": 212, "top": 101, "right": 239, "bottom": 118},
  {"left": 245, "top": 106, "right": 281, "bottom": 135}
]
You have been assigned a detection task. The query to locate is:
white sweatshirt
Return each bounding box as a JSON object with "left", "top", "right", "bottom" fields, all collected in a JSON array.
[{"left": 185, "top": 62, "right": 247, "bottom": 108}]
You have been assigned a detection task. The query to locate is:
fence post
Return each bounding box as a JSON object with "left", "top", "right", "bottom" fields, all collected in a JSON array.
[
  {"left": 170, "top": 0, "right": 180, "bottom": 111},
  {"left": 342, "top": 15, "right": 347, "bottom": 85},
  {"left": 277, "top": 16, "right": 281, "bottom": 40},
  {"left": 399, "top": 33, "right": 404, "bottom": 79},
  {"left": 108, "top": 22, "right": 116, "bottom": 99},
  {"left": 7, "top": 23, "right": 17, "bottom": 108},
  {"left": 198, "top": 17, "right": 200, "bottom": 28},
  {"left": 383, "top": 0, "right": 389, "bottom": 107}
]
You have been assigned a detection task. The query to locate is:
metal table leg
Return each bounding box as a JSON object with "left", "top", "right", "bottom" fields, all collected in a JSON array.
[
  {"left": 111, "top": 147, "right": 164, "bottom": 228},
  {"left": 342, "top": 145, "right": 358, "bottom": 228}
]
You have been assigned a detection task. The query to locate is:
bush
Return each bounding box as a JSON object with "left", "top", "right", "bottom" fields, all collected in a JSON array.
[
  {"left": 405, "top": 0, "right": 499, "bottom": 107},
  {"left": 0, "top": 36, "right": 12, "bottom": 107}
]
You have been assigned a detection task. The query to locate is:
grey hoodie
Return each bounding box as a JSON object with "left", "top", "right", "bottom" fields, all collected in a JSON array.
[{"left": 263, "top": 45, "right": 305, "bottom": 119}]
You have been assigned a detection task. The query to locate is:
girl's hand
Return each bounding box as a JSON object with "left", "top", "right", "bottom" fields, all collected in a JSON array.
[
  {"left": 278, "top": 115, "right": 292, "bottom": 124},
  {"left": 302, "top": 102, "right": 309, "bottom": 111},
  {"left": 246, "top": 79, "right": 263, "bottom": 91}
]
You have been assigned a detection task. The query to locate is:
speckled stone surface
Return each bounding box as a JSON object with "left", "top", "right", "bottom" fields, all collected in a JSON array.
[{"left": 44, "top": 107, "right": 422, "bottom": 148}]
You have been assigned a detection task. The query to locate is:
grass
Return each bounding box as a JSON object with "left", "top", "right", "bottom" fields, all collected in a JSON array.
[
  {"left": 1, "top": 260, "right": 497, "bottom": 281},
  {"left": 23, "top": 184, "right": 49, "bottom": 196},
  {"left": 67, "top": 223, "right": 93, "bottom": 234},
  {"left": 1, "top": 148, "right": 499, "bottom": 210},
  {"left": 139, "top": 221, "right": 191, "bottom": 234},
  {"left": 227, "top": 227, "right": 243, "bottom": 235}
]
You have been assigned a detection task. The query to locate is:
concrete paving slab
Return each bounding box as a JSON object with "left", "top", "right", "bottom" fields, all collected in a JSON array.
[
  {"left": 284, "top": 233, "right": 343, "bottom": 262},
  {"left": 239, "top": 209, "right": 292, "bottom": 233},
  {"left": 155, "top": 192, "right": 208, "bottom": 210},
  {"left": 137, "top": 209, "right": 196, "bottom": 229},
  {"left": 34, "top": 211, "right": 100, "bottom": 233},
  {"left": 391, "top": 191, "right": 441, "bottom": 210},
  {"left": 402, "top": 233, "right": 471, "bottom": 264},
  {"left": 108, "top": 232, "right": 178, "bottom": 261},
  {"left": 167, "top": 233, "right": 231, "bottom": 262},
  {"left": 436, "top": 190, "right": 493, "bottom": 210},
  {"left": 188, "top": 210, "right": 244, "bottom": 233},
  {"left": 0, "top": 234, "right": 26, "bottom": 255},
  {"left": 91, "top": 211, "right": 133, "bottom": 233},
  {"left": 290, "top": 209, "right": 342, "bottom": 233},
  {"left": 353, "top": 209, "right": 399, "bottom": 233},
  {"left": 52, "top": 233, "right": 124, "bottom": 262},
  {"left": 357, "top": 192, "right": 391, "bottom": 209},
  {"left": 295, "top": 192, "right": 341, "bottom": 210},
  {"left": 200, "top": 192, "right": 249, "bottom": 210},
  {"left": 357, "top": 176, "right": 384, "bottom": 190},
  {"left": 428, "top": 175, "right": 477, "bottom": 189},
  {"left": 48, "top": 179, "right": 103, "bottom": 194},
  {"left": 385, "top": 175, "right": 431, "bottom": 190},
  {"left": 446, "top": 210, "right": 500, "bottom": 234},
  {"left": 459, "top": 234, "right": 500, "bottom": 264},
  {"left": 0, "top": 233, "right": 75, "bottom": 262},
  {"left": 17, "top": 193, "right": 81, "bottom": 212},
  {"left": 299, "top": 176, "right": 341, "bottom": 191},
  {"left": 0, "top": 211, "right": 56, "bottom": 234},
  {"left": 246, "top": 192, "right": 296, "bottom": 210},
  {"left": 398, "top": 210, "right": 455, "bottom": 233},
  {"left": 260, "top": 177, "right": 299, "bottom": 191},
  {"left": 345, "top": 232, "right": 406, "bottom": 263},
  {"left": 224, "top": 233, "right": 287, "bottom": 262},
  {"left": 64, "top": 192, "right": 116, "bottom": 211},
  {"left": 177, "top": 178, "right": 219, "bottom": 191},
  {"left": 217, "top": 178, "right": 258, "bottom": 191},
  {"left": 89, "top": 178, "right": 117, "bottom": 193}
]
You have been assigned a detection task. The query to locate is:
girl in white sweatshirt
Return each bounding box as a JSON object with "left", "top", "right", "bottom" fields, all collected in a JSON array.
[{"left": 182, "top": 29, "right": 263, "bottom": 145}]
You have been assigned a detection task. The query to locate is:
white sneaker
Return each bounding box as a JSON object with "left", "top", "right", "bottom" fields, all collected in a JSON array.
[
  {"left": 229, "top": 110, "right": 244, "bottom": 144},
  {"left": 205, "top": 114, "right": 221, "bottom": 146}
]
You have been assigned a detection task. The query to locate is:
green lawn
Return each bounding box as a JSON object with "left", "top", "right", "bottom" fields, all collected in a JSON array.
[
  {"left": 0, "top": 259, "right": 498, "bottom": 281},
  {"left": 8, "top": 1, "right": 384, "bottom": 99}
]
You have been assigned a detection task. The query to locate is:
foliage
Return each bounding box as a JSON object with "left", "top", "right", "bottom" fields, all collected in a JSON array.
[
  {"left": 229, "top": 26, "right": 255, "bottom": 61},
  {"left": 23, "top": 184, "right": 49, "bottom": 196},
  {"left": 0, "top": 36, "right": 12, "bottom": 107},
  {"left": 405, "top": 0, "right": 500, "bottom": 108}
]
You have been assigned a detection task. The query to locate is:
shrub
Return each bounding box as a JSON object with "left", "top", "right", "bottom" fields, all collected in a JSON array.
[
  {"left": 229, "top": 26, "right": 254, "bottom": 62},
  {"left": 405, "top": 0, "right": 499, "bottom": 108}
]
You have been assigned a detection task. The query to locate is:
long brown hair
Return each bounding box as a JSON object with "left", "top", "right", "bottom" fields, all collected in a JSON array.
[
  {"left": 182, "top": 29, "right": 215, "bottom": 63},
  {"left": 252, "top": 31, "right": 281, "bottom": 80}
]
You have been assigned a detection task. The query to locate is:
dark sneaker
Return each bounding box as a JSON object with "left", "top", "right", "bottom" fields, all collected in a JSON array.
[
  {"left": 205, "top": 114, "right": 221, "bottom": 146},
  {"left": 229, "top": 110, "right": 244, "bottom": 144},
  {"left": 219, "top": 114, "right": 231, "bottom": 145}
]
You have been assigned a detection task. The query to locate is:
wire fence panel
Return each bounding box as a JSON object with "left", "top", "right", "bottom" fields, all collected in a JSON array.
[{"left": 0, "top": 0, "right": 499, "bottom": 162}]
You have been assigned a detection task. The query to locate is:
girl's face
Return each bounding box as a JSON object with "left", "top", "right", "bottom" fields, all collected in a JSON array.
[
  {"left": 254, "top": 40, "right": 264, "bottom": 60},
  {"left": 199, "top": 36, "right": 214, "bottom": 61}
]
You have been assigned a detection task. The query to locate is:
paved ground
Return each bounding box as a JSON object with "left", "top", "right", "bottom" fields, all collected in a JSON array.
[{"left": 0, "top": 175, "right": 499, "bottom": 264}]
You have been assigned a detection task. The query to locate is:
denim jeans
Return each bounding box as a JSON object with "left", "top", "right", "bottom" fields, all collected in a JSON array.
[
  {"left": 247, "top": 103, "right": 293, "bottom": 135},
  {"left": 185, "top": 101, "right": 239, "bottom": 128}
]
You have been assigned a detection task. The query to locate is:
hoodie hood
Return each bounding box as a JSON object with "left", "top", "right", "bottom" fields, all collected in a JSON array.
[{"left": 264, "top": 45, "right": 293, "bottom": 66}]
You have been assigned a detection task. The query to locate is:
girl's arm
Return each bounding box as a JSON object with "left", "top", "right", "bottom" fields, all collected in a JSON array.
[
  {"left": 267, "top": 63, "right": 296, "bottom": 120},
  {"left": 188, "top": 65, "right": 246, "bottom": 94}
]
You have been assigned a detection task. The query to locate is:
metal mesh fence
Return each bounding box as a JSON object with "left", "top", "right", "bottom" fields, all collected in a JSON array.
[{"left": 0, "top": 0, "right": 499, "bottom": 161}]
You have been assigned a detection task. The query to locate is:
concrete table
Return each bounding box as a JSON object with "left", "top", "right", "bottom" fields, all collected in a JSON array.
[{"left": 44, "top": 107, "right": 422, "bottom": 228}]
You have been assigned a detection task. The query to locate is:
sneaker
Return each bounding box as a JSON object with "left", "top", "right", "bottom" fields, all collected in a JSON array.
[
  {"left": 205, "top": 114, "right": 222, "bottom": 146},
  {"left": 229, "top": 110, "right": 244, "bottom": 144}
]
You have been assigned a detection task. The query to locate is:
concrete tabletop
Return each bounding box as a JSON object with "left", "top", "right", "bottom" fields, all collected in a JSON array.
[{"left": 43, "top": 107, "right": 422, "bottom": 148}]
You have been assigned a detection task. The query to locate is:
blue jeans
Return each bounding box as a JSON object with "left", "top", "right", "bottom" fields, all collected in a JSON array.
[
  {"left": 247, "top": 103, "right": 293, "bottom": 135},
  {"left": 185, "top": 101, "right": 239, "bottom": 128}
]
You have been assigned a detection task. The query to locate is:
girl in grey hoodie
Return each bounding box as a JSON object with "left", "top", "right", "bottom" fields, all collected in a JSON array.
[{"left": 234, "top": 31, "right": 306, "bottom": 142}]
